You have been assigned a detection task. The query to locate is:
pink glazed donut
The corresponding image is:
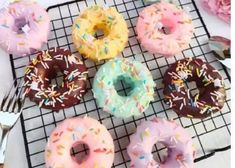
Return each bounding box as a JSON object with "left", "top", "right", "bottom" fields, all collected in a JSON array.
[
  {"left": 0, "top": 0, "right": 50, "bottom": 56},
  {"left": 45, "top": 117, "right": 114, "bottom": 168},
  {"left": 136, "top": 2, "right": 194, "bottom": 57},
  {"left": 127, "top": 117, "right": 195, "bottom": 168}
]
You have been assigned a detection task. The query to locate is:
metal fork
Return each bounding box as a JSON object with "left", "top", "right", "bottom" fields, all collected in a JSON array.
[{"left": 0, "top": 79, "right": 25, "bottom": 168}]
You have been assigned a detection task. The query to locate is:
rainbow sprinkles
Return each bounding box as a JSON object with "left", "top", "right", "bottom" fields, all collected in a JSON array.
[
  {"left": 93, "top": 58, "right": 156, "bottom": 118},
  {"left": 45, "top": 116, "right": 114, "bottom": 168},
  {"left": 127, "top": 117, "right": 196, "bottom": 168},
  {"left": 0, "top": 0, "right": 50, "bottom": 56},
  {"left": 163, "top": 58, "right": 226, "bottom": 119},
  {"left": 24, "top": 47, "right": 88, "bottom": 111}
]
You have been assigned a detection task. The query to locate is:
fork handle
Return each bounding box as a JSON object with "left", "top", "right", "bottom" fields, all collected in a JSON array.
[{"left": 0, "top": 131, "right": 9, "bottom": 166}]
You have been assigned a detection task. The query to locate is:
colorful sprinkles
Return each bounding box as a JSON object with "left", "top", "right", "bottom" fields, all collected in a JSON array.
[
  {"left": 0, "top": 0, "right": 50, "bottom": 55},
  {"left": 163, "top": 58, "right": 226, "bottom": 118},
  {"left": 23, "top": 48, "right": 88, "bottom": 111},
  {"left": 136, "top": 1, "right": 194, "bottom": 56},
  {"left": 45, "top": 117, "right": 114, "bottom": 168},
  {"left": 127, "top": 118, "right": 195, "bottom": 168},
  {"left": 92, "top": 58, "right": 155, "bottom": 118},
  {"left": 72, "top": 5, "right": 128, "bottom": 62}
]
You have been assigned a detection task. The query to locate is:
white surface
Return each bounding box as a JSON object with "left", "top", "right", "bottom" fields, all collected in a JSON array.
[{"left": 0, "top": 0, "right": 231, "bottom": 168}]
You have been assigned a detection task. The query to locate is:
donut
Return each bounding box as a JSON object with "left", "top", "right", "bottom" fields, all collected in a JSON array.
[
  {"left": 23, "top": 47, "right": 88, "bottom": 111},
  {"left": 45, "top": 116, "right": 114, "bottom": 168},
  {"left": 72, "top": 5, "right": 128, "bottom": 62},
  {"left": 127, "top": 117, "right": 195, "bottom": 168},
  {"left": 163, "top": 58, "right": 226, "bottom": 118},
  {"left": 92, "top": 58, "right": 155, "bottom": 118},
  {"left": 0, "top": 0, "right": 50, "bottom": 56},
  {"left": 136, "top": 2, "right": 194, "bottom": 56}
]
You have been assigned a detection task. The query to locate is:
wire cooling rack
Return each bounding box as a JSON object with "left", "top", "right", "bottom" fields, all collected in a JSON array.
[{"left": 9, "top": 0, "right": 231, "bottom": 167}]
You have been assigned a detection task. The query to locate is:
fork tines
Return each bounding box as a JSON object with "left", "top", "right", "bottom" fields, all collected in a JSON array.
[{"left": 0, "top": 78, "right": 25, "bottom": 113}]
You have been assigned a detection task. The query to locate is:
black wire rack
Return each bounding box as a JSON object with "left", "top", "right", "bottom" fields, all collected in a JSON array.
[{"left": 9, "top": 0, "right": 231, "bottom": 167}]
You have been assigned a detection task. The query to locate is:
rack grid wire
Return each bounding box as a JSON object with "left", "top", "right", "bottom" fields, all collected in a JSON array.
[{"left": 9, "top": 0, "right": 231, "bottom": 167}]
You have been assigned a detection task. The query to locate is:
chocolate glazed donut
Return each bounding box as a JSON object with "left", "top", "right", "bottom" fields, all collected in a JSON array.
[
  {"left": 163, "top": 58, "right": 226, "bottom": 119},
  {"left": 24, "top": 47, "right": 88, "bottom": 111}
]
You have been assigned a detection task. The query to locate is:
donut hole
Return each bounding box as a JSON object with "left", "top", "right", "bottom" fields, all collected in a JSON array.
[
  {"left": 49, "top": 66, "right": 64, "bottom": 87},
  {"left": 158, "top": 18, "right": 176, "bottom": 35},
  {"left": 50, "top": 74, "right": 64, "bottom": 87},
  {"left": 159, "top": 27, "right": 171, "bottom": 35},
  {"left": 70, "top": 142, "right": 90, "bottom": 164},
  {"left": 94, "top": 28, "right": 105, "bottom": 39},
  {"left": 186, "top": 81, "right": 201, "bottom": 98},
  {"left": 152, "top": 143, "right": 168, "bottom": 163},
  {"left": 13, "top": 17, "right": 30, "bottom": 34},
  {"left": 92, "top": 24, "right": 107, "bottom": 39},
  {"left": 114, "top": 75, "right": 135, "bottom": 97}
]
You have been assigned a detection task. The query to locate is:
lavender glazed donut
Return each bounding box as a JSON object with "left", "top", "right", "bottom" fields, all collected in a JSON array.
[
  {"left": 45, "top": 116, "right": 114, "bottom": 168},
  {"left": 127, "top": 117, "right": 195, "bottom": 168},
  {"left": 163, "top": 58, "right": 226, "bottom": 118},
  {"left": 0, "top": 0, "right": 50, "bottom": 56},
  {"left": 24, "top": 48, "right": 88, "bottom": 111}
]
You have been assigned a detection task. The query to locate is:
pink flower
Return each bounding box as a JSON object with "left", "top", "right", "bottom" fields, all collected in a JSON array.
[{"left": 203, "top": 0, "right": 231, "bottom": 24}]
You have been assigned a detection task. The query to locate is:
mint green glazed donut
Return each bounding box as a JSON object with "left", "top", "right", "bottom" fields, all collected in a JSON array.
[{"left": 92, "top": 58, "right": 155, "bottom": 118}]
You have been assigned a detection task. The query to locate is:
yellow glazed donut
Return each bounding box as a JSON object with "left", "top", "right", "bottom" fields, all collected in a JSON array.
[{"left": 72, "top": 5, "right": 129, "bottom": 62}]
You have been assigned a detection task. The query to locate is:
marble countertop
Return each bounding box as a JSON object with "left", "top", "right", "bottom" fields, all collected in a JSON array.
[{"left": 0, "top": 0, "right": 230, "bottom": 168}]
